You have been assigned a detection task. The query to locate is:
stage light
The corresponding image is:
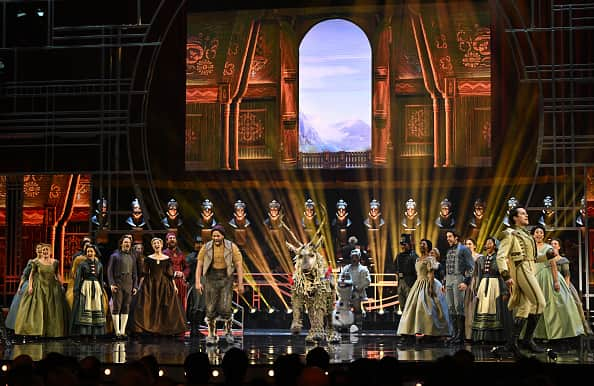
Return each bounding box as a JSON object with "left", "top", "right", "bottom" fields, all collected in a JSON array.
[
  {"left": 377, "top": 308, "right": 385, "bottom": 315},
  {"left": 250, "top": 308, "right": 257, "bottom": 314},
  {"left": 104, "top": 368, "right": 111, "bottom": 376},
  {"left": 268, "top": 369, "right": 275, "bottom": 377},
  {"left": 212, "top": 369, "right": 220, "bottom": 377},
  {"left": 286, "top": 308, "right": 293, "bottom": 314},
  {"left": 16, "top": 11, "right": 26, "bottom": 18},
  {"left": 1, "top": 364, "right": 8, "bottom": 372},
  {"left": 158, "top": 369, "right": 165, "bottom": 377},
  {"left": 546, "top": 348, "right": 558, "bottom": 362},
  {"left": 268, "top": 308, "right": 275, "bottom": 314},
  {"left": 233, "top": 308, "right": 239, "bottom": 314},
  {"left": 36, "top": 9, "right": 44, "bottom": 17},
  {"left": 490, "top": 346, "right": 503, "bottom": 360}
]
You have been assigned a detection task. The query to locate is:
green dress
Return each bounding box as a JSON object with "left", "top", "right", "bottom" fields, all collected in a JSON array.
[
  {"left": 14, "top": 259, "right": 69, "bottom": 337},
  {"left": 533, "top": 244, "right": 584, "bottom": 340}
]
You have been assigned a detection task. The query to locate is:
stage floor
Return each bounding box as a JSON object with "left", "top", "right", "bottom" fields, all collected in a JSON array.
[{"left": 2, "top": 329, "right": 593, "bottom": 366}]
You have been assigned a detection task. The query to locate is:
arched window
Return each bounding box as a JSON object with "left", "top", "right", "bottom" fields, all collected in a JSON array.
[{"left": 299, "top": 19, "right": 372, "bottom": 168}]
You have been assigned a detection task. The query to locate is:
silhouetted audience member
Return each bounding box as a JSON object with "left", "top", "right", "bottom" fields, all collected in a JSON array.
[
  {"left": 184, "top": 352, "right": 211, "bottom": 385},
  {"left": 378, "top": 356, "right": 401, "bottom": 386},
  {"left": 139, "top": 354, "right": 159, "bottom": 384},
  {"left": 305, "top": 347, "right": 330, "bottom": 370},
  {"left": 222, "top": 347, "right": 249, "bottom": 386},
  {"left": 117, "top": 360, "right": 152, "bottom": 386},
  {"left": 37, "top": 353, "right": 80, "bottom": 386},
  {"left": 273, "top": 353, "right": 304, "bottom": 386},
  {"left": 348, "top": 358, "right": 380, "bottom": 386},
  {"left": 7, "top": 354, "right": 43, "bottom": 386},
  {"left": 297, "top": 366, "right": 329, "bottom": 386},
  {"left": 79, "top": 356, "right": 102, "bottom": 386}
]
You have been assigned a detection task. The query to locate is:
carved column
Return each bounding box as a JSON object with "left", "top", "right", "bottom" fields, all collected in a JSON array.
[
  {"left": 372, "top": 17, "right": 392, "bottom": 165},
  {"left": 279, "top": 21, "right": 298, "bottom": 167},
  {"left": 443, "top": 77, "right": 456, "bottom": 167},
  {"left": 219, "top": 82, "right": 232, "bottom": 169}
]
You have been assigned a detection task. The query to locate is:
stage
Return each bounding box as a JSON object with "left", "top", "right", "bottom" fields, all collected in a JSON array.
[{"left": 2, "top": 330, "right": 594, "bottom": 384}]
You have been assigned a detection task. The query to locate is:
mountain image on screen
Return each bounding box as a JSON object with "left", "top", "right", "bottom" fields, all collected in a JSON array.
[{"left": 299, "top": 112, "right": 371, "bottom": 153}]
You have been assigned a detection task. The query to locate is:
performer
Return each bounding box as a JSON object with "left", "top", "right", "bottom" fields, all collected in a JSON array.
[
  {"left": 394, "top": 234, "right": 418, "bottom": 312},
  {"left": 161, "top": 198, "right": 183, "bottom": 229},
  {"left": 71, "top": 244, "right": 106, "bottom": 339},
  {"left": 471, "top": 237, "right": 512, "bottom": 344},
  {"left": 263, "top": 199, "right": 289, "bottom": 273},
  {"left": 195, "top": 225, "right": 245, "bottom": 345},
  {"left": 198, "top": 199, "right": 217, "bottom": 242},
  {"left": 302, "top": 199, "right": 321, "bottom": 241},
  {"left": 340, "top": 236, "right": 359, "bottom": 267},
  {"left": 163, "top": 232, "right": 188, "bottom": 310},
  {"left": 126, "top": 198, "right": 146, "bottom": 229},
  {"left": 467, "top": 198, "right": 486, "bottom": 240},
  {"left": 463, "top": 238, "right": 482, "bottom": 341},
  {"left": 537, "top": 195, "right": 555, "bottom": 229},
  {"left": 185, "top": 236, "right": 205, "bottom": 338},
  {"left": 496, "top": 207, "right": 546, "bottom": 358},
  {"left": 435, "top": 198, "right": 455, "bottom": 259},
  {"left": 364, "top": 199, "right": 384, "bottom": 275},
  {"left": 14, "top": 243, "right": 69, "bottom": 338},
  {"left": 576, "top": 197, "right": 587, "bottom": 227},
  {"left": 443, "top": 230, "right": 474, "bottom": 345},
  {"left": 502, "top": 196, "right": 518, "bottom": 228},
  {"left": 131, "top": 240, "right": 146, "bottom": 282},
  {"left": 551, "top": 237, "right": 593, "bottom": 335},
  {"left": 397, "top": 240, "right": 451, "bottom": 344},
  {"left": 364, "top": 199, "right": 385, "bottom": 229},
  {"left": 338, "top": 249, "right": 371, "bottom": 333},
  {"left": 132, "top": 237, "right": 187, "bottom": 335},
  {"left": 401, "top": 198, "right": 421, "bottom": 231},
  {"left": 107, "top": 235, "right": 138, "bottom": 339},
  {"left": 228, "top": 199, "right": 251, "bottom": 247},
  {"left": 332, "top": 199, "right": 352, "bottom": 253},
  {"left": 6, "top": 244, "right": 40, "bottom": 331},
  {"left": 91, "top": 197, "right": 109, "bottom": 230},
  {"left": 531, "top": 225, "right": 584, "bottom": 341},
  {"left": 263, "top": 200, "right": 284, "bottom": 230}
]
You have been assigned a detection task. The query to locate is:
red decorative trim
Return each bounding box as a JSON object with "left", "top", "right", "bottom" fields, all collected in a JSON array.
[
  {"left": 186, "top": 86, "right": 218, "bottom": 103},
  {"left": 457, "top": 80, "right": 491, "bottom": 95}
]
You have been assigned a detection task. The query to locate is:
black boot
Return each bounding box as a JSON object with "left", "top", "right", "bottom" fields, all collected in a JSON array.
[
  {"left": 522, "top": 314, "right": 545, "bottom": 353},
  {"left": 452, "top": 315, "right": 465, "bottom": 345},
  {"left": 507, "top": 317, "right": 526, "bottom": 359},
  {"left": 446, "top": 314, "right": 459, "bottom": 344}
]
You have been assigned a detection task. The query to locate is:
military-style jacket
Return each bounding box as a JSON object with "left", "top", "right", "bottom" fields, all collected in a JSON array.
[{"left": 496, "top": 226, "right": 537, "bottom": 309}]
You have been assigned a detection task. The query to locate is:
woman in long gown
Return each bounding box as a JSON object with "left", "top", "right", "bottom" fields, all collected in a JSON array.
[
  {"left": 71, "top": 244, "right": 107, "bottom": 338},
  {"left": 132, "top": 237, "right": 187, "bottom": 335},
  {"left": 6, "top": 243, "right": 40, "bottom": 331},
  {"left": 550, "top": 237, "right": 592, "bottom": 336},
  {"left": 471, "top": 237, "right": 513, "bottom": 343},
  {"left": 531, "top": 225, "right": 584, "bottom": 340},
  {"left": 463, "top": 238, "right": 482, "bottom": 341},
  {"left": 14, "top": 243, "right": 69, "bottom": 337},
  {"left": 397, "top": 241, "right": 451, "bottom": 342}
]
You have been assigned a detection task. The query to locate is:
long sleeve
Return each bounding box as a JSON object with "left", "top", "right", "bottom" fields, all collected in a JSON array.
[
  {"left": 496, "top": 233, "right": 512, "bottom": 280},
  {"left": 107, "top": 253, "right": 116, "bottom": 286}
]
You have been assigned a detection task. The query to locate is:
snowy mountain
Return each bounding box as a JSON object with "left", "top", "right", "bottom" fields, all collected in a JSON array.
[
  {"left": 327, "top": 119, "right": 371, "bottom": 151},
  {"left": 299, "top": 113, "right": 371, "bottom": 152}
]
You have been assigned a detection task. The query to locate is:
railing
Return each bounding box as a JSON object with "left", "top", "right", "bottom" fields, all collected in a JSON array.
[
  {"left": 298, "top": 151, "right": 371, "bottom": 168},
  {"left": 235, "top": 272, "right": 398, "bottom": 313}
]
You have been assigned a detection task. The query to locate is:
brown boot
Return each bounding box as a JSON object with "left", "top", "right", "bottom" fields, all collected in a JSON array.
[
  {"left": 206, "top": 319, "right": 218, "bottom": 345},
  {"left": 223, "top": 319, "right": 234, "bottom": 344}
]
